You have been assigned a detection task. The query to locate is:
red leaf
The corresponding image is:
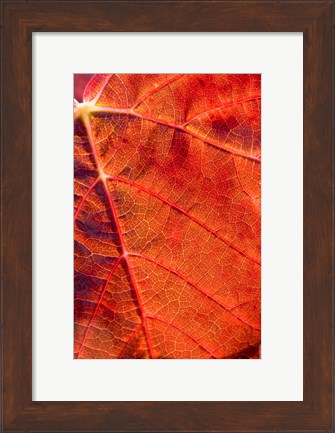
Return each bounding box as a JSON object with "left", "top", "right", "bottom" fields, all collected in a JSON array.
[{"left": 74, "top": 74, "right": 261, "bottom": 359}]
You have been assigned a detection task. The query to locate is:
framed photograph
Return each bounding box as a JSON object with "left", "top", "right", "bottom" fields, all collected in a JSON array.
[{"left": 1, "top": 1, "right": 333, "bottom": 432}]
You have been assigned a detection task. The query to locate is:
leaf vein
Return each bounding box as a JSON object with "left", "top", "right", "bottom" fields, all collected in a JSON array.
[{"left": 108, "top": 174, "right": 260, "bottom": 265}]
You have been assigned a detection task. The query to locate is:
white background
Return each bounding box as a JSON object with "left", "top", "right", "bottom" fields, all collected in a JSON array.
[{"left": 33, "top": 33, "right": 303, "bottom": 401}]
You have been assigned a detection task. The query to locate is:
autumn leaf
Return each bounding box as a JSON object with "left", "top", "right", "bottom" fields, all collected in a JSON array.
[{"left": 74, "top": 74, "right": 261, "bottom": 359}]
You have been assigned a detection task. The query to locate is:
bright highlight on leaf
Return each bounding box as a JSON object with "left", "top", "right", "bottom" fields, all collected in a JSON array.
[{"left": 74, "top": 74, "right": 261, "bottom": 359}]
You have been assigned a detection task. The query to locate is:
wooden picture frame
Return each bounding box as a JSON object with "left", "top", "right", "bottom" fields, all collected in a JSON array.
[{"left": 1, "top": 1, "right": 334, "bottom": 431}]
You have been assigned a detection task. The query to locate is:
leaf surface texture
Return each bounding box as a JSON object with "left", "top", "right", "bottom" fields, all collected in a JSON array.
[{"left": 74, "top": 74, "right": 261, "bottom": 359}]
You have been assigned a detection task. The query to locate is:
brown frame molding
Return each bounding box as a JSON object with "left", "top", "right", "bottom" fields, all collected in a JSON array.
[{"left": 1, "top": 1, "right": 334, "bottom": 432}]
